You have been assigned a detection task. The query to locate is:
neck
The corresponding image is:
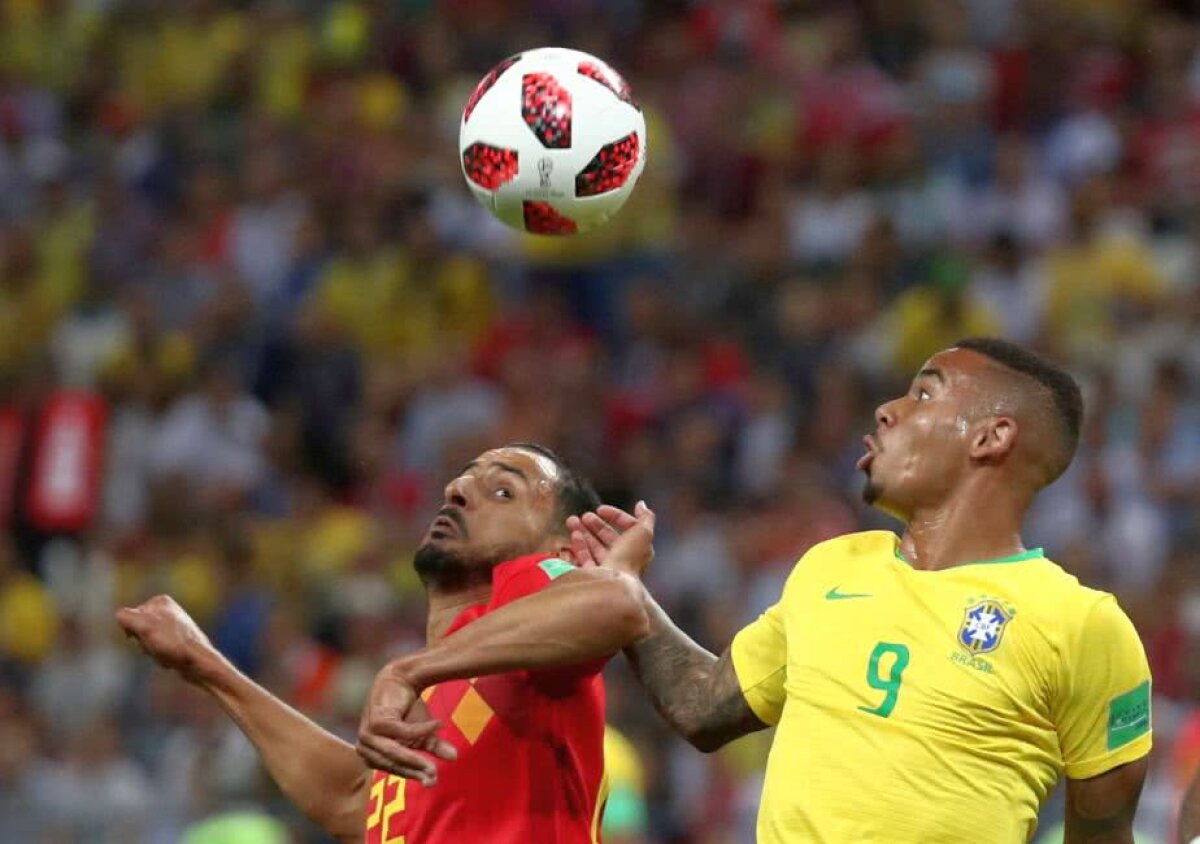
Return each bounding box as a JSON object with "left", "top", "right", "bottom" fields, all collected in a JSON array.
[
  {"left": 897, "top": 479, "right": 1030, "bottom": 571},
  {"left": 425, "top": 584, "right": 492, "bottom": 642}
]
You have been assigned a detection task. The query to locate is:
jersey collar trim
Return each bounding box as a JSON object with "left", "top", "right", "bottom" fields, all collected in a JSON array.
[{"left": 893, "top": 545, "right": 1044, "bottom": 568}]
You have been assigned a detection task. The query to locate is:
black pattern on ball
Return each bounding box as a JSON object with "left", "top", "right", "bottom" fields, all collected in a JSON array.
[
  {"left": 463, "top": 54, "right": 522, "bottom": 123},
  {"left": 462, "top": 143, "right": 519, "bottom": 190},
  {"left": 523, "top": 201, "right": 578, "bottom": 235},
  {"left": 577, "top": 61, "right": 641, "bottom": 111},
  {"left": 575, "top": 132, "right": 641, "bottom": 197},
  {"left": 522, "top": 72, "right": 573, "bottom": 149}
]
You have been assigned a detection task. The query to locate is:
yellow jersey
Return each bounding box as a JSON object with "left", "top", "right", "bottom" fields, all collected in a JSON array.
[{"left": 731, "top": 531, "right": 1152, "bottom": 843}]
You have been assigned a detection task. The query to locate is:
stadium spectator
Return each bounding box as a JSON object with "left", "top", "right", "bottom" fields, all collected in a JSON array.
[{"left": 0, "top": 2, "right": 1196, "bottom": 841}]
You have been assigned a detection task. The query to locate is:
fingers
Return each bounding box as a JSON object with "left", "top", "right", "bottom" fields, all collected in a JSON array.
[
  {"left": 573, "top": 501, "right": 656, "bottom": 568},
  {"left": 606, "top": 518, "right": 655, "bottom": 577},
  {"left": 405, "top": 702, "right": 456, "bottom": 759},
  {"left": 357, "top": 738, "right": 439, "bottom": 787},
  {"left": 115, "top": 607, "right": 139, "bottom": 632},
  {"left": 357, "top": 721, "right": 442, "bottom": 786},
  {"left": 566, "top": 516, "right": 596, "bottom": 566},
  {"left": 613, "top": 522, "right": 652, "bottom": 553},
  {"left": 579, "top": 525, "right": 609, "bottom": 564},
  {"left": 367, "top": 716, "right": 443, "bottom": 746},
  {"left": 570, "top": 529, "right": 597, "bottom": 567},
  {"left": 634, "top": 500, "right": 656, "bottom": 534},
  {"left": 595, "top": 504, "right": 639, "bottom": 531},
  {"left": 581, "top": 512, "right": 622, "bottom": 547},
  {"left": 115, "top": 607, "right": 150, "bottom": 640},
  {"left": 423, "top": 734, "right": 459, "bottom": 761}
]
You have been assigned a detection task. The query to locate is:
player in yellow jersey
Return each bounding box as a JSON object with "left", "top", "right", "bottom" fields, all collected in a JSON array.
[{"left": 563, "top": 338, "right": 1151, "bottom": 843}]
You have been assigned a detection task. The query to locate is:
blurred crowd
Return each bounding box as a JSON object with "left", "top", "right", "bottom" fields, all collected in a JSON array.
[{"left": 0, "top": 0, "right": 1199, "bottom": 841}]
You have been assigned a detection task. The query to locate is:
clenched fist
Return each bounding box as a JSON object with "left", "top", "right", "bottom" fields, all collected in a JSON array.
[{"left": 116, "top": 595, "right": 216, "bottom": 684}]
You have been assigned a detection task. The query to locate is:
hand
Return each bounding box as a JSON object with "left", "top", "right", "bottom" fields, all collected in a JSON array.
[
  {"left": 566, "top": 501, "right": 655, "bottom": 578},
  {"left": 357, "top": 663, "right": 458, "bottom": 786},
  {"left": 115, "top": 595, "right": 215, "bottom": 684}
]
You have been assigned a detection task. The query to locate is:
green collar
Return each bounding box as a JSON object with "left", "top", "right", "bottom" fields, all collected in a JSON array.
[{"left": 893, "top": 545, "right": 1043, "bottom": 568}]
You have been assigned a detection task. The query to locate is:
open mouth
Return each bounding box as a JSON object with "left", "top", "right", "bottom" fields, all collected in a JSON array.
[
  {"left": 428, "top": 510, "right": 465, "bottom": 540},
  {"left": 856, "top": 434, "right": 877, "bottom": 472}
]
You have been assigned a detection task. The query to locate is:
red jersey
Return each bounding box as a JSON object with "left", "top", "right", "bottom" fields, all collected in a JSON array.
[{"left": 364, "top": 554, "right": 609, "bottom": 843}]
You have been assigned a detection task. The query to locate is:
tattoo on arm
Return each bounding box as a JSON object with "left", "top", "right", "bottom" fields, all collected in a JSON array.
[{"left": 624, "top": 600, "right": 766, "bottom": 752}]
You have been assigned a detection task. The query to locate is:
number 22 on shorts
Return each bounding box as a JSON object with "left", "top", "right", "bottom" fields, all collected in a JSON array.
[{"left": 858, "top": 642, "right": 910, "bottom": 718}]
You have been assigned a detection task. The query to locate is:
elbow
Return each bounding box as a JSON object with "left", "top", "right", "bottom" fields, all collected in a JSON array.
[
  {"left": 312, "top": 778, "right": 371, "bottom": 841},
  {"left": 685, "top": 726, "right": 730, "bottom": 754}
]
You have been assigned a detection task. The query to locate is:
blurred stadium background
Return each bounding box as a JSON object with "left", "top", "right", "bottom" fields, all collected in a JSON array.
[{"left": 0, "top": 0, "right": 1198, "bottom": 841}]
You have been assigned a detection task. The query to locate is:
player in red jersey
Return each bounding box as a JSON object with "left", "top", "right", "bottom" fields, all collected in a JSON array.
[{"left": 117, "top": 443, "right": 651, "bottom": 843}]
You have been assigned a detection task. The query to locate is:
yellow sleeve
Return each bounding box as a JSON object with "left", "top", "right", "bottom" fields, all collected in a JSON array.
[
  {"left": 730, "top": 582, "right": 791, "bottom": 726},
  {"left": 1054, "top": 595, "right": 1152, "bottom": 780}
]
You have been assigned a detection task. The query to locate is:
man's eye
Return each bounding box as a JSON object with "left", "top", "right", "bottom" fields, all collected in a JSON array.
[
  {"left": 495, "top": 488, "right": 513, "bottom": 500},
  {"left": 917, "top": 388, "right": 931, "bottom": 401}
]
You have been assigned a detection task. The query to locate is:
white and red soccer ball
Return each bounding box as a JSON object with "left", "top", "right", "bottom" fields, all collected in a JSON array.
[{"left": 459, "top": 47, "right": 647, "bottom": 235}]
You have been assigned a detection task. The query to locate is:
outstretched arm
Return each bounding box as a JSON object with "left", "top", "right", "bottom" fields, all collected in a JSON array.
[
  {"left": 1064, "top": 758, "right": 1147, "bottom": 843},
  {"left": 117, "top": 595, "right": 419, "bottom": 842},
  {"left": 357, "top": 564, "right": 650, "bottom": 775},
  {"left": 569, "top": 504, "right": 769, "bottom": 751}
]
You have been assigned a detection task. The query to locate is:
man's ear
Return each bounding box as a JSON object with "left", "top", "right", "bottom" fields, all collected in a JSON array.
[{"left": 970, "top": 416, "right": 1018, "bottom": 463}]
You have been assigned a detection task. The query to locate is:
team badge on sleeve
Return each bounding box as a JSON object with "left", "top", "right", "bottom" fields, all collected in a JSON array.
[{"left": 958, "top": 600, "right": 1013, "bottom": 654}]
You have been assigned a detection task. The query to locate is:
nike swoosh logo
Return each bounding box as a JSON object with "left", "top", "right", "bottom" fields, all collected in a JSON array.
[{"left": 826, "top": 587, "right": 872, "bottom": 600}]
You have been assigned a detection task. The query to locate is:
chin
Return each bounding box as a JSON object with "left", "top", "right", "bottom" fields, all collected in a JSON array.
[
  {"left": 413, "top": 539, "right": 529, "bottom": 592},
  {"left": 861, "top": 477, "right": 909, "bottom": 522}
]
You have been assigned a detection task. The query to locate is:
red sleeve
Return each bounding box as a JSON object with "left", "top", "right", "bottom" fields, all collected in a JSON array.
[{"left": 487, "top": 555, "right": 609, "bottom": 686}]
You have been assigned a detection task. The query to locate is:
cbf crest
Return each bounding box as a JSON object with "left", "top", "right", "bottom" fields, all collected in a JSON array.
[{"left": 958, "top": 598, "right": 1014, "bottom": 654}]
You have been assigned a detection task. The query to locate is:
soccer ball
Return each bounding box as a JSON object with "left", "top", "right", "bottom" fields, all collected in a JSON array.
[{"left": 459, "top": 47, "right": 647, "bottom": 235}]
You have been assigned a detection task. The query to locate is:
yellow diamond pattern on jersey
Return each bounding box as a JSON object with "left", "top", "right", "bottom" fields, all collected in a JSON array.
[{"left": 451, "top": 681, "right": 494, "bottom": 745}]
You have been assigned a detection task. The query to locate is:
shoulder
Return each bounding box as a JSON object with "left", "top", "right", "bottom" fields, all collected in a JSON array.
[
  {"left": 1014, "top": 557, "right": 1115, "bottom": 622},
  {"left": 794, "top": 531, "right": 898, "bottom": 571},
  {"left": 1008, "top": 558, "right": 1139, "bottom": 650},
  {"left": 488, "top": 554, "right": 576, "bottom": 608},
  {"left": 777, "top": 531, "right": 897, "bottom": 595},
  {"left": 492, "top": 554, "right": 573, "bottom": 586}
]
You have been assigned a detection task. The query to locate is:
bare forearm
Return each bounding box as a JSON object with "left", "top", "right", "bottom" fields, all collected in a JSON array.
[
  {"left": 195, "top": 650, "right": 368, "bottom": 839},
  {"left": 396, "top": 571, "right": 649, "bottom": 690},
  {"left": 623, "top": 594, "right": 765, "bottom": 752}
]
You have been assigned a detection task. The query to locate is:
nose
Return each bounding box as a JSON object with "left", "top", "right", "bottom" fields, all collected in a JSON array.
[
  {"left": 443, "top": 475, "right": 472, "bottom": 509},
  {"left": 875, "top": 400, "right": 898, "bottom": 429}
]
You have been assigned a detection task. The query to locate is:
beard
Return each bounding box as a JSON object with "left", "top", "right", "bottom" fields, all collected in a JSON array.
[
  {"left": 413, "top": 538, "right": 535, "bottom": 593},
  {"left": 413, "top": 543, "right": 494, "bottom": 592}
]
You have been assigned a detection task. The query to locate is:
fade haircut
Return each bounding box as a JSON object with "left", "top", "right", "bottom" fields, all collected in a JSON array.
[
  {"left": 505, "top": 442, "right": 601, "bottom": 529},
  {"left": 954, "top": 338, "right": 1083, "bottom": 487}
]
